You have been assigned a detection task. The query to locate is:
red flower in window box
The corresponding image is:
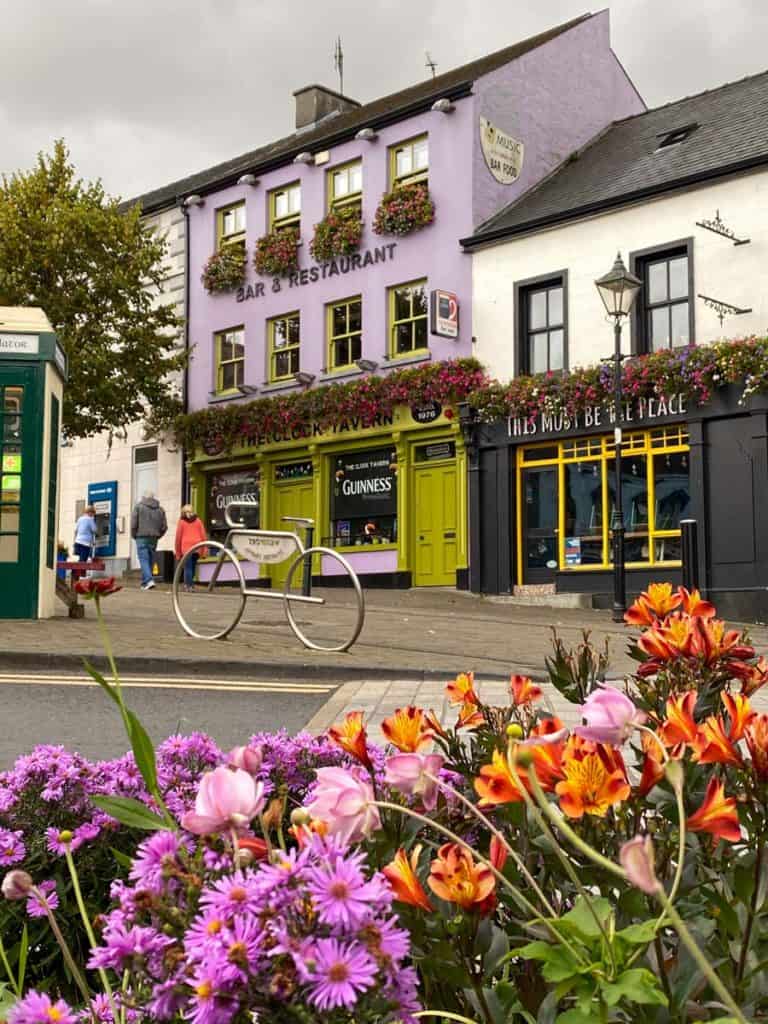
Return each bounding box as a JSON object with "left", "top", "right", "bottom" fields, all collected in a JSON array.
[
  {"left": 201, "top": 247, "right": 246, "bottom": 294},
  {"left": 253, "top": 227, "right": 300, "bottom": 277},
  {"left": 309, "top": 207, "right": 363, "bottom": 263},
  {"left": 373, "top": 183, "right": 435, "bottom": 236}
]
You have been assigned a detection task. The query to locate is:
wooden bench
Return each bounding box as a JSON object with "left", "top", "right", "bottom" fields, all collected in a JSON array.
[{"left": 55, "top": 560, "right": 106, "bottom": 618}]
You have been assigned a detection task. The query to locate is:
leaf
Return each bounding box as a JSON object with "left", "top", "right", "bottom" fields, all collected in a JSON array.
[
  {"left": 560, "top": 895, "right": 613, "bottom": 942},
  {"left": 514, "top": 942, "right": 583, "bottom": 983},
  {"left": 90, "top": 795, "right": 167, "bottom": 831},
  {"left": 555, "top": 1009, "right": 594, "bottom": 1024},
  {"left": 110, "top": 846, "right": 134, "bottom": 870},
  {"left": 600, "top": 968, "right": 668, "bottom": 1008},
  {"left": 615, "top": 920, "right": 658, "bottom": 946},
  {"left": 17, "top": 924, "right": 26, "bottom": 991},
  {"left": 83, "top": 659, "right": 120, "bottom": 706},
  {"left": 125, "top": 708, "right": 158, "bottom": 795},
  {"left": 0, "top": 985, "right": 17, "bottom": 1019}
]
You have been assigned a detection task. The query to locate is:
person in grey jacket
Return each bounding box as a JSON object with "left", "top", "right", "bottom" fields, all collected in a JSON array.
[{"left": 131, "top": 492, "right": 168, "bottom": 590}]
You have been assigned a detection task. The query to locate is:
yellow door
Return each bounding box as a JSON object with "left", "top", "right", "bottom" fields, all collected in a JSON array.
[
  {"left": 272, "top": 481, "right": 314, "bottom": 589},
  {"left": 413, "top": 462, "right": 458, "bottom": 586}
]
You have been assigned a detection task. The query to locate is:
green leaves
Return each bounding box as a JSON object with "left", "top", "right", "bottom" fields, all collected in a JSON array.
[
  {"left": 91, "top": 795, "right": 167, "bottom": 831},
  {"left": 601, "top": 968, "right": 668, "bottom": 1007}
]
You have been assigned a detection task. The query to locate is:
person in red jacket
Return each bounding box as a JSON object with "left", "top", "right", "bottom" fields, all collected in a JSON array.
[{"left": 174, "top": 504, "right": 208, "bottom": 591}]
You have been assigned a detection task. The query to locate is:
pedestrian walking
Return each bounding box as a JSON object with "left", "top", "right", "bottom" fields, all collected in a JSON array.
[
  {"left": 174, "top": 504, "right": 208, "bottom": 591},
  {"left": 73, "top": 505, "right": 97, "bottom": 579},
  {"left": 131, "top": 491, "right": 168, "bottom": 591}
]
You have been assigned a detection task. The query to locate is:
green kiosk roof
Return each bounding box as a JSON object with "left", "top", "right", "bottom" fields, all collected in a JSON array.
[{"left": 0, "top": 306, "right": 67, "bottom": 380}]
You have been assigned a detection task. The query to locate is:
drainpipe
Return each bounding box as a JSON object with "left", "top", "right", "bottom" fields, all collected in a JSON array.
[{"left": 180, "top": 199, "right": 191, "bottom": 504}]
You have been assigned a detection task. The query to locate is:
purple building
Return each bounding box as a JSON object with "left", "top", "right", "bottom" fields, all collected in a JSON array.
[{"left": 136, "top": 10, "right": 643, "bottom": 590}]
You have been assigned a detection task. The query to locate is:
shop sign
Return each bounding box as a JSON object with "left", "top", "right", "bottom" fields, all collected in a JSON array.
[
  {"left": 236, "top": 244, "right": 398, "bottom": 303},
  {"left": 332, "top": 447, "right": 397, "bottom": 520},
  {"left": 238, "top": 412, "right": 395, "bottom": 450},
  {"left": 230, "top": 533, "right": 298, "bottom": 564},
  {"left": 415, "top": 441, "right": 456, "bottom": 462},
  {"left": 411, "top": 400, "right": 442, "bottom": 424},
  {"left": 275, "top": 460, "right": 313, "bottom": 481},
  {"left": 208, "top": 470, "right": 260, "bottom": 532},
  {"left": 508, "top": 394, "right": 688, "bottom": 438},
  {"left": 0, "top": 333, "right": 39, "bottom": 355},
  {"left": 430, "top": 290, "right": 459, "bottom": 338},
  {"left": 479, "top": 116, "right": 524, "bottom": 185}
]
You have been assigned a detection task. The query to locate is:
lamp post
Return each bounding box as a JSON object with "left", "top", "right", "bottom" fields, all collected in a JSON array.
[{"left": 595, "top": 253, "right": 642, "bottom": 622}]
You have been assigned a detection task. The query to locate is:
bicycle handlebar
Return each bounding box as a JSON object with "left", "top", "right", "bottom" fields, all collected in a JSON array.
[{"left": 224, "top": 501, "right": 260, "bottom": 528}]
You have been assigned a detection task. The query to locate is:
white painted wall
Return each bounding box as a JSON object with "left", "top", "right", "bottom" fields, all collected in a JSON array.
[
  {"left": 473, "top": 168, "right": 768, "bottom": 378},
  {"left": 58, "top": 204, "right": 185, "bottom": 573}
]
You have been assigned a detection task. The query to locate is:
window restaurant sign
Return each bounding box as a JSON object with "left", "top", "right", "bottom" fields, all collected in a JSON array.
[
  {"left": 332, "top": 448, "right": 397, "bottom": 520},
  {"left": 508, "top": 394, "right": 688, "bottom": 438},
  {"left": 207, "top": 469, "right": 260, "bottom": 531}
]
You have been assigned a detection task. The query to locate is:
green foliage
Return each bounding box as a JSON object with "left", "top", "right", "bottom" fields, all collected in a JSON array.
[
  {"left": 201, "top": 245, "right": 246, "bottom": 293},
  {"left": 0, "top": 140, "right": 185, "bottom": 438},
  {"left": 545, "top": 628, "right": 609, "bottom": 704}
]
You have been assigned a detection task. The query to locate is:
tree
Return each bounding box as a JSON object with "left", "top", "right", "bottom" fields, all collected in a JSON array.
[{"left": 0, "top": 141, "right": 185, "bottom": 438}]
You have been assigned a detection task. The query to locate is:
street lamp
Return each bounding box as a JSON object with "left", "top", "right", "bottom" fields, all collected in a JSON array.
[{"left": 595, "top": 253, "right": 642, "bottom": 621}]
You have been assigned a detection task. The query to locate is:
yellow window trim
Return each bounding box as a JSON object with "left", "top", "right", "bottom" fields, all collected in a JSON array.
[
  {"left": 267, "top": 311, "right": 301, "bottom": 383},
  {"left": 214, "top": 326, "right": 245, "bottom": 395},
  {"left": 327, "top": 295, "right": 362, "bottom": 372},
  {"left": 389, "top": 133, "right": 429, "bottom": 189},
  {"left": 269, "top": 181, "right": 301, "bottom": 233},
  {"left": 216, "top": 202, "right": 246, "bottom": 250},
  {"left": 327, "top": 159, "right": 363, "bottom": 213},
  {"left": 388, "top": 278, "right": 429, "bottom": 360}
]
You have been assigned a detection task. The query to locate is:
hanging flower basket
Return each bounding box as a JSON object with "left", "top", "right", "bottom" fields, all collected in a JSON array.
[
  {"left": 309, "top": 207, "right": 363, "bottom": 263},
  {"left": 253, "top": 227, "right": 300, "bottom": 277},
  {"left": 201, "top": 247, "right": 246, "bottom": 294},
  {"left": 372, "top": 182, "right": 435, "bottom": 237}
]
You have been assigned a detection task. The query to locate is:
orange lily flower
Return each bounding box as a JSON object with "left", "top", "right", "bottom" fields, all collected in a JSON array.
[
  {"left": 456, "top": 701, "right": 485, "bottom": 730},
  {"left": 691, "top": 716, "right": 743, "bottom": 767},
  {"left": 288, "top": 817, "right": 328, "bottom": 849},
  {"left": 381, "top": 706, "right": 434, "bottom": 752},
  {"left": 690, "top": 618, "right": 755, "bottom": 666},
  {"left": 625, "top": 582, "right": 682, "bottom": 626},
  {"left": 636, "top": 730, "right": 666, "bottom": 797},
  {"left": 383, "top": 846, "right": 433, "bottom": 912},
  {"left": 328, "top": 711, "right": 372, "bottom": 769},
  {"left": 423, "top": 708, "right": 449, "bottom": 740},
  {"left": 679, "top": 587, "right": 716, "bottom": 619},
  {"left": 445, "top": 672, "right": 479, "bottom": 707},
  {"left": 741, "top": 656, "right": 768, "bottom": 698},
  {"left": 428, "top": 843, "right": 495, "bottom": 911},
  {"left": 509, "top": 674, "right": 543, "bottom": 706},
  {"left": 659, "top": 692, "right": 698, "bottom": 747},
  {"left": 555, "top": 749, "right": 630, "bottom": 819},
  {"left": 489, "top": 835, "right": 508, "bottom": 872},
  {"left": 637, "top": 624, "right": 678, "bottom": 662},
  {"left": 745, "top": 714, "right": 768, "bottom": 781},
  {"left": 687, "top": 777, "right": 741, "bottom": 842},
  {"left": 475, "top": 749, "right": 528, "bottom": 807},
  {"left": 722, "top": 692, "right": 755, "bottom": 742},
  {"left": 525, "top": 717, "right": 568, "bottom": 789}
]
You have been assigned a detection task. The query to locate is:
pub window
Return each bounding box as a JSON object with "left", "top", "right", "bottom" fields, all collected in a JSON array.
[
  {"left": 390, "top": 135, "right": 428, "bottom": 188},
  {"left": 329, "top": 160, "right": 362, "bottom": 213},
  {"left": 208, "top": 469, "right": 260, "bottom": 542},
  {"left": 631, "top": 242, "right": 693, "bottom": 352},
  {"left": 516, "top": 273, "right": 566, "bottom": 375},
  {"left": 389, "top": 280, "right": 428, "bottom": 358},
  {"left": 328, "top": 296, "right": 362, "bottom": 371},
  {"left": 330, "top": 448, "right": 397, "bottom": 548},
  {"left": 217, "top": 202, "right": 246, "bottom": 251},
  {"left": 268, "top": 312, "right": 300, "bottom": 382},
  {"left": 214, "top": 327, "right": 245, "bottom": 395},
  {"left": 269, "top": 182, "right": 301, "bottom": 232}
]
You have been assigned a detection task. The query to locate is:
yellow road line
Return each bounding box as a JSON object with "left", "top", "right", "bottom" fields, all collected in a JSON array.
[{"left": 0, "top": 675, "right": 332, "bottom": 694}]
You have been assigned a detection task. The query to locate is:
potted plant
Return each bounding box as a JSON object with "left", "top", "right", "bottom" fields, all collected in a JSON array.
[
  {"left": 253, "top": 227, "right": 300, "bottom": 277},
  {"left": 373, "top": 181, "right": 435, "bottom": 236},
  {"left": 201, "top": 246, "right": 246, "bottom": 294},
  {"left": 309, "top": 206, "right": 363, "bottom": 263}
]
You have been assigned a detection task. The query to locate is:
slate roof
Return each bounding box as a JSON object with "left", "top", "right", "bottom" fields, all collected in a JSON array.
[
  {"left": 463, "top": 69, "right": 768, "bottom": 247},
  {"left": 126, "top": 13, "right": 592, "bottom": 214}
]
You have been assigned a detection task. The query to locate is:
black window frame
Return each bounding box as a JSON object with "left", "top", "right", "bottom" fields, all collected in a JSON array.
[
  {"left": 514, "top": 270, "right": 568, "bottom": 377},
  {"left": 629, "top": 238, "right": 694, "bottom": 355}
]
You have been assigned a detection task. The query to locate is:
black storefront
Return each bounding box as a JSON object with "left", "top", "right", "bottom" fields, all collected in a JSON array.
[{"left": 462, "top": 385, "right": 768, "bottom": 622}]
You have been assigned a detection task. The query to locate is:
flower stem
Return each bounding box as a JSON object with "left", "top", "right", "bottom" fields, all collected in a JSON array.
[
  {"left": 63, "top": 848, "right": 118, "bottom": 1019},
  {"left": 0, "top": 932, "right": 21, "bottom": 997},
  {"left": 35, "top": 890, "right": 92, "bottom": 1005},
  {"left": 415, "top": 1013, "right": 480, "bottom": 1024}
]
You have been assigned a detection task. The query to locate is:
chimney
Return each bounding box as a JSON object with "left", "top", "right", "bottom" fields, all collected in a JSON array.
[{"left": 293, "top": 85, "right": 360, "bottom": 130}]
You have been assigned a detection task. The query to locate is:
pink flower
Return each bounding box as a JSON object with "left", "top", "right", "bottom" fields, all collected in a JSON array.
[
  {"left": 619, "top": 835, "right": 659, "bottom": 894},
  {"left": 227, "top": 745, "right": 263, "bottom": 774},
  {"left": 1, "top": 869, "right": 33, "bottom": 900},
  {"left": 304, "top": 767, "right": 381, "bottom": 843},
  {"left": 573, "top": 685, "right": 645, "bottom": 745},
  {"left": 180, "top": 766, "right": 265, "bottom": 835},
  {"left": 384, "top": 753, "right": 445, "bottom": 810}
]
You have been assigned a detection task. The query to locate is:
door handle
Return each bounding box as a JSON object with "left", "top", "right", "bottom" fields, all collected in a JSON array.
[
  {"left": 419, "top": 535, "right": 425, "bottom": 541},
  {"left": 444, "top": 531, "right": 456, "bottom": 539}
]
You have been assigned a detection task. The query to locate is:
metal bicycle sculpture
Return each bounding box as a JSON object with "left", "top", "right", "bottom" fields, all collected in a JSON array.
[{"left": 172, "top": 503, "right": 364, "bottom": 652}]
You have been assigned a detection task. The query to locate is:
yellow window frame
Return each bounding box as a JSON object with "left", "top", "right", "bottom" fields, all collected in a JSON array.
[
  {"left": 388, "top": 279, "right": 428, "bottom": 359},
  {"left": 390, "top": 134, "right": 429, "bottom": 188},
  {"left": 328, "top": 160, "right": 362, "bottom": 213},
  {"left": 216, "top": 202, "right": 246, "bottom": 250},
  {"left": 214, "top": 327, "right": 245, "bottom": 395},
  {"left": 327, "top": 296, "right": 362, "bottom": 371},
  {"left": 269, "top": 182, "right": 301, "bottom": 232},
  {"left": 267, "top": 312, "right": 301, "bottom": 382}
]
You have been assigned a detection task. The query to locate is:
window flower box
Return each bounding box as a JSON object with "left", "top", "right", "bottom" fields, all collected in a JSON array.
[
  {"left": 253, "top": 227, "right": 300, "bottom": 277},
  {"left": 373, "top": 182, "right": 435, "bottom": 237},
  {"left": 309, "top": 206, "right": 363, "bottom": 263},
  {"left": 201, "top": 246, "right": 246, "bottom": 294}
]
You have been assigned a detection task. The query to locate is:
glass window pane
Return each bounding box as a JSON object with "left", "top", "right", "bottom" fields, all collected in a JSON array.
[
  {"left": 549, "top": 330, "right": 565, "bottom": 371},
  {"left": 334, "top": 339, "right": 350, "bottom": 367},
  {"left": 222, "top": 210, "right": 234, "bottom": 235},
  {"left": 670, "top": 302, "right": 690, "bottom": 347},
  {"left": 332, "top": 304, "right": 346, "bottom": 336},
  {"left": 4, "top": 387, "right": 23, "bottom": 415},
  {"left": 275, "top": 192, "right": 288, "bottom": 219},
  {"left": 564, "top": 461, "right": 603, "bottom": 564},
  {"left": 614, "top": 455, "right": 649, "bottom": 562},
  {"left": 653, "top": 452, "right": 690, "bottom": 530},
  {"left": 289, "top": 349, "right": 299, "bottom": 374},
  {"left": 333, "top": 171, "right": 348, "bottom": 197},
  {"left": 412, "top": 286, "right": 427, "bottom": 317},
  {"left": 235, "top": 360, "right": 244, "bottom": 386},
  {"left": 414, "top": 138, "right": 428, "bottom": 169},
  {"left": 350, "top": 335, "right": 361, "bottom": 362},
  {"left": 394, "top": 288, "right": 411, "bottom": 321},
  {"left": 395, "top": 323, "right": 412, "bottom": 353},
  {"left": 232, "top": 339, "right": 244, "bottom": 361},
  {"left": 0, "top": 535, "right": 18, "bottom": 562},
  {"left": 349, "top": 164, "right": 362, "bottom": 192},
  {"left": 275, "top": 351, "right": 291, "bottom": 377},
  {"left": 655, "top": 537, "right": 682, "bottom": 562},
  {"left": 273, "top": 320, "right": 287, "bottom": 348},
  {"left": 526, "top": 469, "right": 557, "bottom": 530},
  {"left": 349, "top": 300, "right": 362, "bottom": 333},
  {"left": 221, "top": 363, "right": 235, "bottom": 391},
  {"left": 528, "top": 290, "right": 547, "bottom": 329},
  {"left": 287, "top": 316, "right": 300, "bottom": 345},
  {"left": 235, "top": 205, "right": 246, "bottom": 232},
  {"left": 548, "top": 287, "right": 563, "bottom": 326},
  {"left": 647, "top": 261, "right": 668, "bottom": 303},
  {"left": 220, "top": 338, "right": 233, "bottom": 361},
  {"left": 0, "top": 505, "right": 19, "bottom": 531},
  {"left": 396, "top": 148, "right": 412, "bottom": 177},
  {"left": 413, "top": 318, "right": 427, "bottom": 350},
  {"left": 649, "top": 307, "right": 670, "bottom": 350},
  {"left": 529, "top": 332, "right": 548, "bottom": 374},
  {"left": 668, "top": 256, "right": 688, "bottom": 299},
  {"left": 290, "top": 186, "right": 301, "bottom": 213}
]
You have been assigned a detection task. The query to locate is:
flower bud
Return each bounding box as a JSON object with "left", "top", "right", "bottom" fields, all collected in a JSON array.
[
  {"left": 58, "top": 830, "right": 74, "bottom": 845},
  {"left": 506, "top": 723, "right": 523, "bottom": 739},
  {"left": 664, "top": 759, "right": 684, "bottom": 793},
  {"left": 2, "top": 870, "right": 34, "bottom": 900},
  {"left": 619, "top": 835, "right": 660, "bottom": 895},
  {"left": 261, "top": 797, "right": 284, "bottom": 832},
  {"left": 511, "top": 747, "right": 534, "bottom": 768},
  {"left": 234, "top": 848, "right": 255, "bottom": 868},
  {"left": 290, "top": 807, "right": 311, "bottom": 827}
]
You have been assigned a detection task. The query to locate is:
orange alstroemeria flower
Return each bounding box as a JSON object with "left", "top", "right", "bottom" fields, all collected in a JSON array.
[
  {"left": 428, "top": 843, "right": 495, "bottom": 912},
  {"left": 381, "top": 706, "right": 434, "bottom": 752},
  {"left": 456, "top": 701, "right": 485, "bottom": 730},
  {"left": 679, "top": 587, "right": 716, "bottom": 619},
  {"left": 475, "top": 749, "right": 528, "bottom": 807},
  {"left": 636, "top": 730, "right": 666, "bottom": 797},
  {"left": 445, "top": 672, "right": 479, "bottom": 707},
  {"left": 745, "top": 714, "right": 768, "bottom": 782},
  {"left": 741, "top": 656, "right": 768, "bottom": 698},
  {"left": 691, "top": 716, "right": 743, "bottom": 767},
  {"left": 722, "top": 692, "right": 755, "bottom": 742},
  {"left": 383, "top": 846, "right": 434, "bottom": 912},
  {"left": 659, "top": 691, "right": 698, "bottom": 747},
  {"left": 328, "top": 711, "right": 372, "bottom": 769},
  {"left": 690, "top": 618, "right": 755, "bottom": 667},
  {"left": 526, "top": 717, "right": 568, "bottom": 789},
  {"left": 509, "top": 674, "right": 543, "bottom": 706},
  {"left": 687, "top": 777, "right": 741, "bottom": 843},
  {"left": 625, "top": 582, "right": 682, "bottom": 626},
  {"left": 555, "top": 748, "right": 630, "bottom": 819}
]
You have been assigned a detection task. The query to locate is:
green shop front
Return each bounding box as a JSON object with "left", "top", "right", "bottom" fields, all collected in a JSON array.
[{"left": 188, "top": 403, "right": 468, "bottom": 589}]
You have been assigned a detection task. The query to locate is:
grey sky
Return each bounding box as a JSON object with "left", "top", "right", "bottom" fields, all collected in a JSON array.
[{"left": 2, "top": 0, "right": 767, "bottom": 200}]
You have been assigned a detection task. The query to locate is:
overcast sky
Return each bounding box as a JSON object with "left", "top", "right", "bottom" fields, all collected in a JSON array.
[{"left": 2, "top": 0, "right": 767, "bottom": 200}]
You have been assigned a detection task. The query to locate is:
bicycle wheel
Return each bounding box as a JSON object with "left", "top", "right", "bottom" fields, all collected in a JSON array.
[
  {"left": 173, "top": 540, "right": 246, "bottom": 641},
  {"left": 283, "top": 546, "right": 365, "bottom": 653}
]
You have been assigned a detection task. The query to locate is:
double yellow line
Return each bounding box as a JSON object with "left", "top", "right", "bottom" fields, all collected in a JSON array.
[{"left": 0, "top": 673, "right": 333, "bottom": 695}]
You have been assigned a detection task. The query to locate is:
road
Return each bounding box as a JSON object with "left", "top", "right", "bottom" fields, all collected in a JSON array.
[{"left": 0, "top": 670, "right": 339, "bottom": 767}]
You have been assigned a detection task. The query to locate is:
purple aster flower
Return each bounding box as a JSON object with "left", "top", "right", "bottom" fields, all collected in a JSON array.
[
  {"left": 186, "top": 962, "right": 239, "bottom": 1024},
  {"left": 198, "top": 870, "right": 262, "bottom": 918},
  {"left": 359, "top": 916, "right": 411, "bottom": 963},
  {"left": 9, "top": 991, "right": 78, "bottom": 1024},
  {"left": 306, "top": 856, "right": 378, "bottom": 928},
  {"left": 0, "top": 828, "right": 25, "bottom": 866},
  {"left": 88, "top": 923, "right": 173, "bottom": 973},
  {"left": 129, "top": 830, "right": 188, "bottom": 893},
  {"left": 147, "top": 974, "right": 189, "bottom": 1021},
  {"left": 304, "top": 937, "right": 378, "bottom": 1011},
  {"left": 45, "top": 828, "right": 81, "bottom": 856},
  {"left": 73, "top": 821, "right": 101, "bottom": 846},
  {"left": 26, "top": 880, "right": 58, "bottom": 918}
]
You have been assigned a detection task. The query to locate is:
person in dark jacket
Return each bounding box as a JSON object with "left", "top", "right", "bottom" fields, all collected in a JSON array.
[{"left": 130, "top": 492, "right": 168, "bottom": 590}]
